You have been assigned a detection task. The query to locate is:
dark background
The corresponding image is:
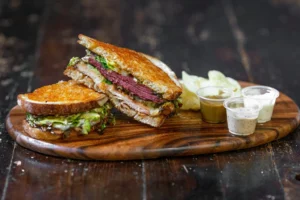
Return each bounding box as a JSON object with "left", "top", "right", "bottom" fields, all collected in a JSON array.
[{"left": 0, "top": 0, "right": 300, "bottom": 199}]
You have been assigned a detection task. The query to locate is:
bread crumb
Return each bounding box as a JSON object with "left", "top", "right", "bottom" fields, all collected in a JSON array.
[{"left": 14, "top": 161, "right": 22, "bottom": 166}]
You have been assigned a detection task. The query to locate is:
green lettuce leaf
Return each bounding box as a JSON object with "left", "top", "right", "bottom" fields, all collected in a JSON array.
[
  {"left": 67, "top": 57, "right": 81, "bottom": 67},
  {"left": 26, "top": 104, "right": 112, "bottom": 134},
  {"left": 95, "top": 55, "right": 115, "bottom": 70},
  {"left": 82, "top": 120, "right": 91, "bottom": 134}
]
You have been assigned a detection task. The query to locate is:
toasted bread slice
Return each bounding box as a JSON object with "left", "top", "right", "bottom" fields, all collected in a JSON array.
[
  {"left": 23, "top": 120, "right": 62, "bottom": 140},
  {"left": 64, "top": 67, "right": 170, "bottom": 127},
  {"left": 22, "top": 120, "right": 104, "bottom": 140},
  {"left": 78, "top": 34, "right": 182, "bottom": 100},
  {"left": 18, "top": 80, "right": 108, "bottom": 116}
]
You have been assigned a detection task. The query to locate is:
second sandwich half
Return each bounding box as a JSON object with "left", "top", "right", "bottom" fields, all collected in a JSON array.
[{"left": 64, "top": 34, "right": 182, "bottom": 127}]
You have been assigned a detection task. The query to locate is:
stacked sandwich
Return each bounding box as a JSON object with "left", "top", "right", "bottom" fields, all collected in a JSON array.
[
  {"left": 18, "top": 80, "right": 113, "bottom": 140},
  {"left": 18, "top": 34, "right": 182, "bottom": 140}
]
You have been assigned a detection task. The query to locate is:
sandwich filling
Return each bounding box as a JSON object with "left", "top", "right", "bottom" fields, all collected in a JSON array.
[
  {"left": 26, "top": 103, "right": 113, "bottom": 136},
  {"left": 88, "top": 56, "right": 164, "bottom": 103},
  {"left": 72, "top": 51, "right": 165, "bottom": 104},
  {"left": 67, "top": 52, "right": 181, "bottom": 118}
]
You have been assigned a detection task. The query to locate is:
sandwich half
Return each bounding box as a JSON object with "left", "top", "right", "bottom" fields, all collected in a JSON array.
[
  {"left": 64, "top": 34, "right": 182, "bottom": 127},
  {"left": 18, "top": 80, "right": 113, "bottom": 140}
]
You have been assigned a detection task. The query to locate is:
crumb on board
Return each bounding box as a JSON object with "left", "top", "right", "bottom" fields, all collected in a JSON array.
[{"left": 14, "top": 161, "right": 22, "bottom": 166}]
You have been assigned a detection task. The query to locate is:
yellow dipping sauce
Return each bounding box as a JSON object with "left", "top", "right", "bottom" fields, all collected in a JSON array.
[
  {"left": 197, "top": 87, "right": 233, "bottom": 124},
  {"left": 200, "top": 95, "right": 227, "bottom": 123}
]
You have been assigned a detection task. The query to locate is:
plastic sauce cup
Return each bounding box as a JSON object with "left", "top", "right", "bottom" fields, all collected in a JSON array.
[
  {"left": 197, "top": 86, "right": 233, "bottom": 123},
  {"left": 224, "top": 97, "right": 262, "bottom": 136},
  {"left": 242, "top": 86, "right": 279, "bottom": 123}
]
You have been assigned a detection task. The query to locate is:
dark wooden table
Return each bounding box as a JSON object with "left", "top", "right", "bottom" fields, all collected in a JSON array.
[{"left": 1, "top": 0, "right": 300, "bottom": 199}]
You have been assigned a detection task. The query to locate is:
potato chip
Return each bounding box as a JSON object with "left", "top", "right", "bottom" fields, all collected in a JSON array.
[
  {"left": 182, "top": 71, "right": 210, "bottom": 93},
  {"left": 179, "top": 70, "right": 241, "bottom": 110},
  {"left": 180, "top": 82, "right": 200, "bottom": 110}
]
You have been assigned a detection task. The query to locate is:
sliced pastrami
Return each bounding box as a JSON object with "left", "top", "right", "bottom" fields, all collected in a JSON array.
[{"left": 88, "top": 57, "right": 164, "bottom": 103}]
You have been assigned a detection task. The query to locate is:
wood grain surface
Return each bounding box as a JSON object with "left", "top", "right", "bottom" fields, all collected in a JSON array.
[
  {"left": 6, "top": 82, "right": 299, "bottom": 160},
  {"left": 2, "top": 0, "right": 300, "bottom": 199}
]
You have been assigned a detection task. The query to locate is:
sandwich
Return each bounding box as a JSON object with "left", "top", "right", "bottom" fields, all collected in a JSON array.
[
  {"left": 64, "top": 34, "right": 182, "bottom": 127},
  {"left": 17, "top": 80, "right": 113, "bottom": 140}
]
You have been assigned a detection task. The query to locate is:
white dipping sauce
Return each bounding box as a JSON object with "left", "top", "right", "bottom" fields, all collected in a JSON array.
[
  {"left": 258, "top": 104, "right": 274, "bottom": 123},
  {"left": 226, "top": 108, "right": 258, "bottom": 136},
  {"left": 242, "top": 86, "right": 279, "bottom": 123},
  {"left": 246, "top": 93, "right": 275, "bottom": 123}
]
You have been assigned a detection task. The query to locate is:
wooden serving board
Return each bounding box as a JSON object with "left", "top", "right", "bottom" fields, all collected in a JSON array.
[{"left": 6, "top": 82, "right": 300, "bottom": 160}]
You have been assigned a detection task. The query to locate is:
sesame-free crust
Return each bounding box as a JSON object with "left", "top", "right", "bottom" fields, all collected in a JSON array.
[
  {"left": 78, "top": 34, "right": 182, "bottom": 100},
  {"left": 17, "top": 80, "right": 108, "bottom": 116}
]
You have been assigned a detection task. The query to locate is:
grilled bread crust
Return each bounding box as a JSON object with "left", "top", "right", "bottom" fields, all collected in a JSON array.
[
  {"left": 141, "top": 53, "right": 181, "bottom": 88},
  {"left": 23, "top": 120, "right": 62, "bottom": 140},
  {"left": 64, "top": 67, "right": 170, "bottom": 127},
  {"left": 18, "top": 80, "right": 108, "bottom": 116},
  {"left": 78, "top": 34, "right": 182, "bottom": 100},
  {"left": 23, "top": 120, "right": 93, "bottom": 140}
]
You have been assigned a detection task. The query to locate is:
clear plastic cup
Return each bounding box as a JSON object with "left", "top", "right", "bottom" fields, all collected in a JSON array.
[
  {"left": 223, "top": 97, "right": 262, "bottom": 136},
  {"left": 242, "top": 86, "right": 279, "bottom": 123},
  {"left": 196, "top": 86, "right": 233, "bottom": 123}
]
